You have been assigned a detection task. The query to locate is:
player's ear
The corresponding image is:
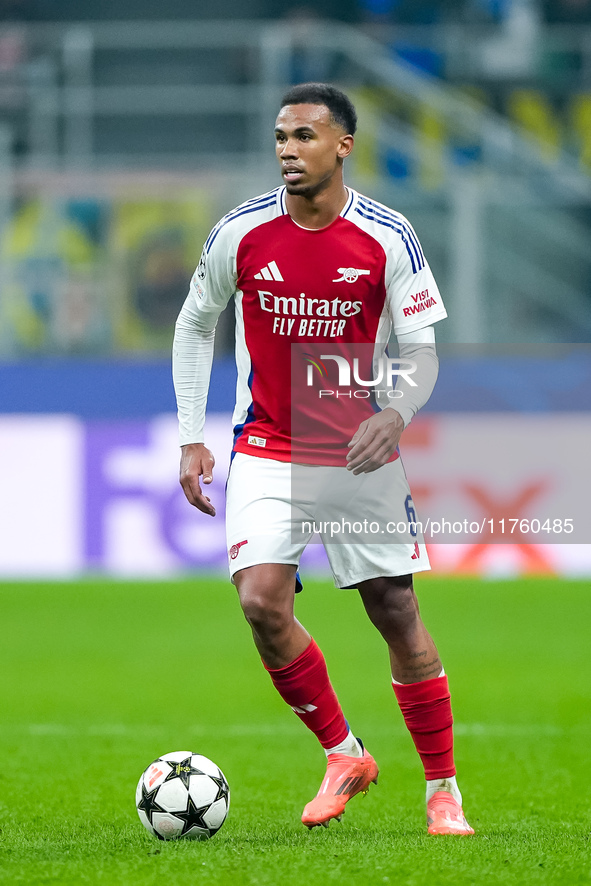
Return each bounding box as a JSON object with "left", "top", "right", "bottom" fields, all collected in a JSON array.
[{"left": 337, "top": 134, "right": 354, "bottom": 160}]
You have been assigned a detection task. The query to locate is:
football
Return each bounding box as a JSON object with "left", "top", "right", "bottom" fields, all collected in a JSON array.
[{"left": 136, "top": 751, "right": 230, "bottom": 840}]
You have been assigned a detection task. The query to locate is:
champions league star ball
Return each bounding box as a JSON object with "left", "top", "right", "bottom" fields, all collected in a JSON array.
[{"left": 136, "top": 751, "right": 230, "bottom": 840}]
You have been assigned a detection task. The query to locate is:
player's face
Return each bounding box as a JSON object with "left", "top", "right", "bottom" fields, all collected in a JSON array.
[{"left": 274, "top": 103, "right": 353, "bottom": 197}]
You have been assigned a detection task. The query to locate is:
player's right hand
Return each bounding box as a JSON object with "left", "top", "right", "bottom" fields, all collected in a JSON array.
[{"left": 179, "top": 443, "right": 216, "bottom": 516}]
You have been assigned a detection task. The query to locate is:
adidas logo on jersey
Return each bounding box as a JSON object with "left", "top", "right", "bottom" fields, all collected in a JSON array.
[{"left": 255, "top": 261, "right": 284, "bottom": 282}]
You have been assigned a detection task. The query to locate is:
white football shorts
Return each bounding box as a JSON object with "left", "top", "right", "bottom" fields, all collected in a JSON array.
[{"left": 225, "top": 452, "right": 430, "bottom": 588}]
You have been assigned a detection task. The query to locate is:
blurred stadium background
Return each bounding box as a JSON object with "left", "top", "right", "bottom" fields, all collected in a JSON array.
[{"left": 1, "top": 0, "right": 590, "bottom": 579}]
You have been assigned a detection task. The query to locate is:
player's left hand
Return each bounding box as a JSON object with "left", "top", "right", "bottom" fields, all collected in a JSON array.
[{"left": 346, "top": 408, "right": 405, "bottom": 475}]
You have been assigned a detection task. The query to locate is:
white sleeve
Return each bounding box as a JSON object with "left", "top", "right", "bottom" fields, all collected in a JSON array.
[
  {"left": 386, "top": 219, "right": 447, "bottom": 335},
  {"left": 386, "top": 326, "right": 439, "bottom": 427},
  {"left": 172, "top": 228, "right": 237, "bottom": 446},
  {"left": 172, "top": 296, "right": 216, "bottom": 446}
]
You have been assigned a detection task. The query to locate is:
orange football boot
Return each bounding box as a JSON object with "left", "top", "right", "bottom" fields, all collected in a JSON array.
[
  {"left": 427, "top": 791, "right": 474, "bottom": 835},
  {"left": 301, "top": 745, "right": 379, "bottom": 829}
]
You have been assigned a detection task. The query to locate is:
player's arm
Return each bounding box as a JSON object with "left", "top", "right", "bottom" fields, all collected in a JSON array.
[
  {"left": 346, "top": 326, "right": 438, "bottom": 474},
  {"left": 347, "top": 219, "right": 446, "bottom": 475},
  {"left": 173, "top": 237, "right": 235, "bottom": 514},
  {"left": 173, "top": 294, "right": 218, "bottom": 515}
]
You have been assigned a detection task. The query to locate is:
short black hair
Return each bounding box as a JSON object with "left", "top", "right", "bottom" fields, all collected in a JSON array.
[{"left": 280, "top": 83, "right": 357, "bottom": 135}]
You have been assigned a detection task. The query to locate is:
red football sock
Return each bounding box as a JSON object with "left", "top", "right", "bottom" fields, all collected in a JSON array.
[
  {"left": 392, "top": 674, "right": 456, "bottom": 780},
  {"left": 264, "top": 638, "right": 349, "bottom": 749}
]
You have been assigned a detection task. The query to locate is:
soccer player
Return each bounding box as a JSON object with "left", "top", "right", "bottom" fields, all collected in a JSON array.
[{"left": 173, "top": 82, "right": 473, "bottom": 835}]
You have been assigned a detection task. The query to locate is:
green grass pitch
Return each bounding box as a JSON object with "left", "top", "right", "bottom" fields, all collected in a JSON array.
[{"left": 0, "top": 575, "right": 589, "bottom": 885}]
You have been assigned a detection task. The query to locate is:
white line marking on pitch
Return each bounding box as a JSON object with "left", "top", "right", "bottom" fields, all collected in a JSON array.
[{"left": 0, "top": 722, "right": 585, "bottom": 738}]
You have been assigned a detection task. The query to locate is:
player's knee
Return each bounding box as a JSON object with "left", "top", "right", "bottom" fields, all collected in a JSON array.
[
  {"left": 240, "top": 593, "right": 290, "bottom": 638},
  {"left": 359, "top": 576, "right": 420, "bottom": 631},
  {"left": 234, "top": 566, "right": 295, "bottom": 632}
]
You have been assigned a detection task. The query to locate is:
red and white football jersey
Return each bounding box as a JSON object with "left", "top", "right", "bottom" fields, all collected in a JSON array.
[{"left": 187, "top": 186, "right": 446, "bottom": 465}]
